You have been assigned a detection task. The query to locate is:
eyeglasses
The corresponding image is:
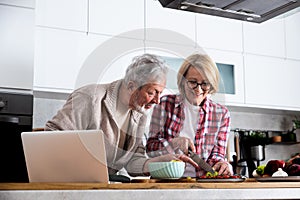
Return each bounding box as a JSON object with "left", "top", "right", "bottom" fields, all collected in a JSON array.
[{"left": 186, "top": 80, "right": 211, "bottom": 91}]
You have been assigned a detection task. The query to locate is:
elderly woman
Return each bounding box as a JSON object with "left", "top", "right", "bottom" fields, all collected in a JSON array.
[
  {"left": 45, "top": 53, "right": 197, "bottom": 177},
  {"left": 146, "top": 53, "right": 232, "bottom": 177}
]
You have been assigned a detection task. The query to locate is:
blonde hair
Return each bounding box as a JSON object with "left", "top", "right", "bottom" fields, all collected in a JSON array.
[{"left": 177, "top": 53, "right": 219, "bottom": 95}]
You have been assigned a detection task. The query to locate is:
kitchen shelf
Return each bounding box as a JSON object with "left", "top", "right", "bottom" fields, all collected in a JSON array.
[{"left": 270, "top": 142, "right": 300, "bottom": 145}]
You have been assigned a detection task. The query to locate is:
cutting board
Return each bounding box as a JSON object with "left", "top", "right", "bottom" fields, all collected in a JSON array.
[
  {"left": 131, "top": 177, "right": 246, "bottom": 183},
  {"left": 130, "top": 177, "right": 197, "bottom": 183}
]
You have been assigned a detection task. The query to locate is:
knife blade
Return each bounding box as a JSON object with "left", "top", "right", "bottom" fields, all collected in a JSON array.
[{"left": 188, "top": 150, "right": 216, "bottom": 174}]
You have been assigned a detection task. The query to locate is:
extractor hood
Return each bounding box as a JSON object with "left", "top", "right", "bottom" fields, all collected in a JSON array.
[{"left": 158, "top": 0, "right": 300, "bottom": 23}]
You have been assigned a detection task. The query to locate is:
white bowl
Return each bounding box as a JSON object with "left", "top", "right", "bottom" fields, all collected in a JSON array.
[{"left": 148, "top": 161, "right": 185, "bottom": 179}]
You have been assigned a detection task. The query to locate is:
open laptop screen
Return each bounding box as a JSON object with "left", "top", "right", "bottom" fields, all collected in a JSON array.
[{"left": 21, "top": 130, "right": 109, "bottom": 183}]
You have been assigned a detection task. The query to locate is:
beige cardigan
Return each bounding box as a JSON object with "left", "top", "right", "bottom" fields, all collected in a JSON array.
[{"left": 45, "top": 80, "right": 149, "bottom": 176}]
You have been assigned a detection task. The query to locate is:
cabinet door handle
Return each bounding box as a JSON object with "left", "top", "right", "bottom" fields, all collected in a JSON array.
[{"left": 0, "top": 116, "right": 19, "bottom": 124}]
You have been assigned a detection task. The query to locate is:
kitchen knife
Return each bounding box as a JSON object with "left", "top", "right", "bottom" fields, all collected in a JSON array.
[{"left": 188, "top": 150, "right": 216, "bottom": 174}]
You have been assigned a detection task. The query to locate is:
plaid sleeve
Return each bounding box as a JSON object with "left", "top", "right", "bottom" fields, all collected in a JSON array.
[
  {"left": 207, "top": 107, "right": 231, "bottom": 165},
  {"left": 146, "top": 95, "right": 177, "bottom": 157}
]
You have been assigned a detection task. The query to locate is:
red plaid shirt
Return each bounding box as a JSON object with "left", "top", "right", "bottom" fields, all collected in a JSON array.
[{"left": 146, "top": 94, "right": 231, "bottom": 176}]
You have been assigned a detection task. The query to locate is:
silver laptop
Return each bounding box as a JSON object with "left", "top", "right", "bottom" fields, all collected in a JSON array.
[{"left": 21, "top": 130, "right": 109, "bottom": 183}]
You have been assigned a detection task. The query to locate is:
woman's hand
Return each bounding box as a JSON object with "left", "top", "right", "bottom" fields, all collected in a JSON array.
[
  {"left": 212, "top": 161, "right": 233, "bottom": 175},
  {"left": 143, "top": 153, "right": 199, "bottom": 175},
  {"left": 170, "top": 137, "right": 196, "bottom": 155}
]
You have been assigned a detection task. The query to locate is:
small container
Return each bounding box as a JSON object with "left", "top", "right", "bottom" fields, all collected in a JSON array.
[
  {"left": 236, "top": 160, "right": 248, "bottom": 176},
  {"left": 272, "top": 135, "right": 282, "bottom": 143},
  {"left": 250, "top": 145, "right": 265, "bottom": 161},
  {"left": 287, "top": 132, "right": 296, "bottom": 142}
]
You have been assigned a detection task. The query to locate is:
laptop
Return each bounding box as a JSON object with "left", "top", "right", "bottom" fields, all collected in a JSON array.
[{"left": 21, "top": 130, "right": 109, "bottom": 183}]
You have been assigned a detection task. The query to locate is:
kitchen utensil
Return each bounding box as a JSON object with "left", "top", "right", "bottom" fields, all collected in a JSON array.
[{"left": 188, "top": 150, "right": 216, "bottom": 174}]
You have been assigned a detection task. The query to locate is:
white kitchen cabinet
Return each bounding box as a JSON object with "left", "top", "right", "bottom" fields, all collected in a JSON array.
[
  {"left": 145, "top": 0, "right": 196, "bottom": 46},
  {"left": 34, "top": 28, "right": 99, "bottom": 93},
  {"left": 243, "top": 18, "right": 285, "bottom": 58},
  {"left": 34, "top": 28, "right": 145, "bottom": 93},
  {"left": 145, "top": 47, "right": 245, "bottom": 105},
  {"left": 205, "top": 49, "right": 245, "bottom": 105},
  {"left": 78, "top": 33, "right": 145, "bottom": 87},
  {"left": 285, "top": 11, "right": 300, "bottom": 60},
  {"left": 35, "top": 0, "right": 88, "bottom": 32},
  {"left": 244, "top": 54, "right": 300, "bottom": 110},
  {"left": 0, "top": 5, "right": 34, "bottom": 90},
  {"left": 89, "top": 0, "right": 144, "bottom": 39},
  {"left": 196, "top": 14, "right": 243, "bottom": 52}
]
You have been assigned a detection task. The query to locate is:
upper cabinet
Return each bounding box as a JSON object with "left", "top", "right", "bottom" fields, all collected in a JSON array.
[
  {"left": 196, "top": 14, "right": 243, "bottom": 52},
  {"left": 145, "top": 0, "right": 196, "bottom": 46},
  {"left": 35, "top": 0, "right": 88, "bottom": 32},
  {"left": 33, "top": 28, "right": 114, "bottom": 93},
  {"left": 0, "top": 5, "right": 34, "bottom": 90},
  {"left": 204, "top": 49, "right": 244, "bottom": 105},
  {"left": 34, "top": 28, "right": 89, "bottom": 92},
  {"left": 89, "top": 0, "right": 144, "bottom": 39},
  {"left": 285, "top": 12, "right": 300, "bottom": 60},
  {"left": 243, "top": 18, "right": 285, "bottom": 58},
  {"left": 244, "top": 54, "right": 300, "bottom": 110},
  {"left": 33, "top": 28, "right": 145, "bottom": 92}
]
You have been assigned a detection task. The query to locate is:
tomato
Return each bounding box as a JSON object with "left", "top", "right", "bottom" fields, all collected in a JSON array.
[{"left": 222, "top": 175, "right": 230, "bottom": 179}]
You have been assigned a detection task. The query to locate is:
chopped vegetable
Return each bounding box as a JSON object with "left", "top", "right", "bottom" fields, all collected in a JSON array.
[
  {"left": 206, "top": 171, "right": 218, "bottom": 178},
  {"left": 256, "top": 165, "right": 266, "bottom": 175},
  {"left": 170, "top": 159, "right": 182, "bottom": 162}
]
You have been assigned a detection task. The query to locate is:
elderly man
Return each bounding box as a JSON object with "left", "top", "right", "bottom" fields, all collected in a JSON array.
[{"left": 45, "top": 53, "right": 198, "bottom": 177}]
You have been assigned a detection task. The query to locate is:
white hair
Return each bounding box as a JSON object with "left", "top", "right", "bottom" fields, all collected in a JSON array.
[{"left": 124, "top": 54, "right": 168, "bottom": 87}]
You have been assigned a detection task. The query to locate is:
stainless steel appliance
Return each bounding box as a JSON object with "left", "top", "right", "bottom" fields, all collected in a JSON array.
[
  {"left": 0, "top": 91, "right": 33, "bottom": 182},
  {"left": 233, "top": 129, "right": 268, "bottom": 177}
]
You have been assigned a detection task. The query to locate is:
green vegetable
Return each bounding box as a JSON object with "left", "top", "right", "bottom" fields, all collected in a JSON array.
[
  {"left": 256, "top": 165, "right": 266, "bottom": 175},
  {"left": 206, "top": 171, "right": 218, "bottom": 177}
]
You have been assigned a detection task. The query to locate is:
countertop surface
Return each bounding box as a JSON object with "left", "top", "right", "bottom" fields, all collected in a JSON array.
[
  {"left": 1, "top": 178, "right": 300, "bottom": 200},
  {"left": 1, "top": 178, "right": 300, "bottom": 190}
]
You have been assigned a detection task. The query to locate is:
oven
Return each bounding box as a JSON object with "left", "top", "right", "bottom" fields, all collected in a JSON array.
[{"left": 0, "top": 91, "right": 33, "bottom": 182}]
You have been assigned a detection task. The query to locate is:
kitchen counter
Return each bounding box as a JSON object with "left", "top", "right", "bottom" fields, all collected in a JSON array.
[{"left": 1, "top": 179, "right": 300, "bottom": 200}]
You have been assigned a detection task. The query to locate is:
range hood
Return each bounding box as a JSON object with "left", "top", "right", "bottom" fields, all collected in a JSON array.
[{"left": 158, "top": 0, "right": 300, "bottom": 23}]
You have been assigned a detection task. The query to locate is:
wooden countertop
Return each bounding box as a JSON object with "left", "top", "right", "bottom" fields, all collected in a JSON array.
[{"left": 1, "top": 178, "right": 300, "bottom": 190}]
